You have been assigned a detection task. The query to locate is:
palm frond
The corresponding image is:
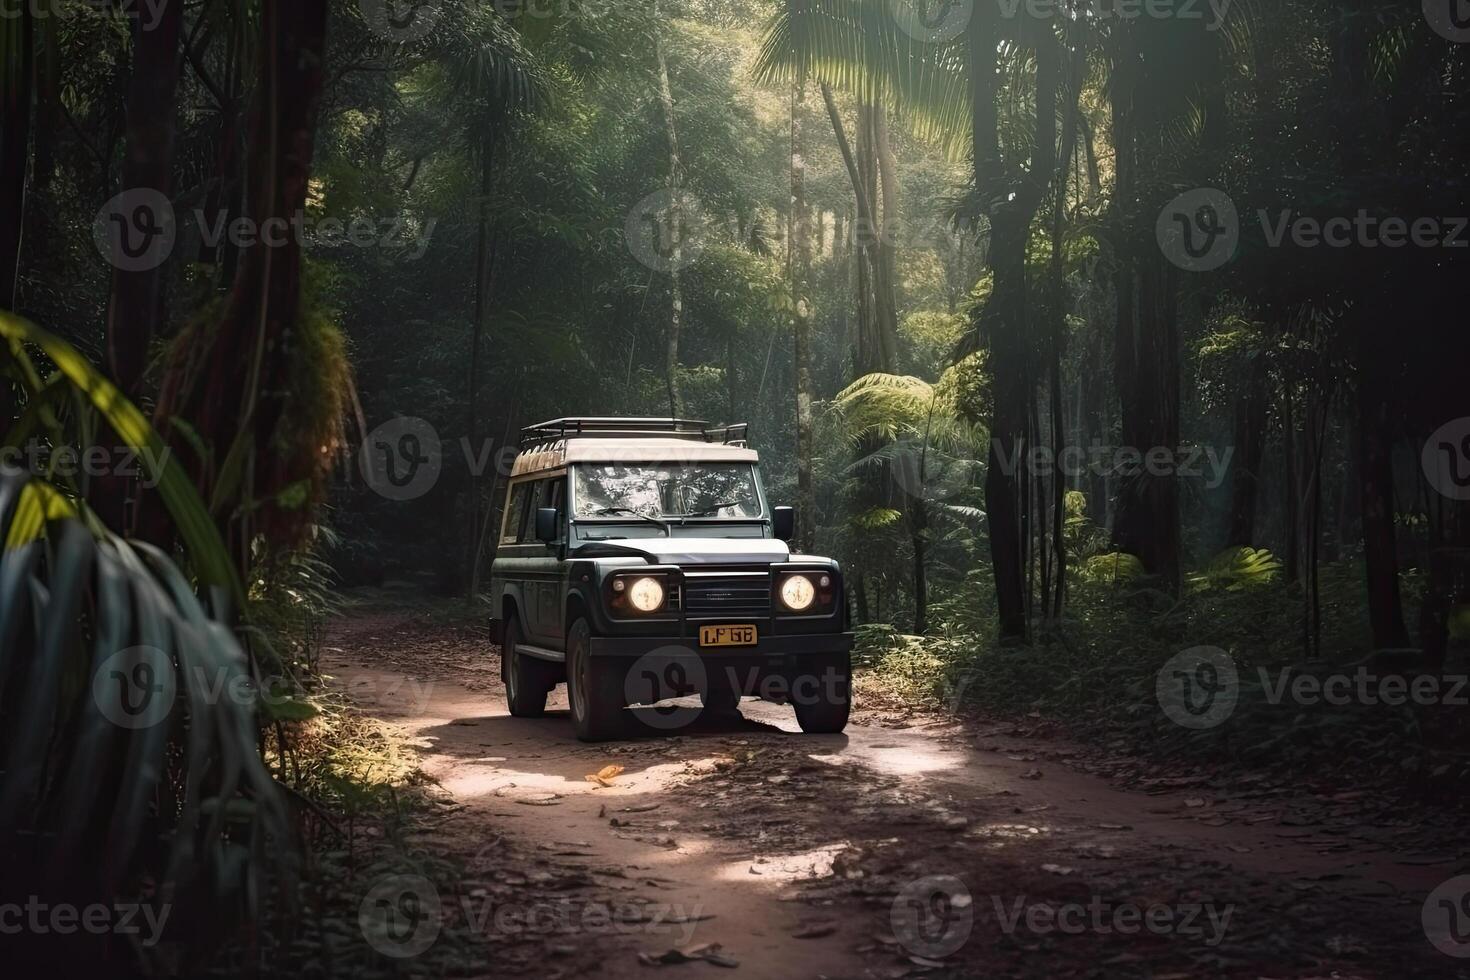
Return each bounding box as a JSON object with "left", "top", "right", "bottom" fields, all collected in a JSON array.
[{"left": 0, "top": 466, "right": 291, "bottom": 962}]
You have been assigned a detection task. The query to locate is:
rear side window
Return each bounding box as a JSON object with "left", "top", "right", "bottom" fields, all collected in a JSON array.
[
  {"left": 504, "top": 478, "right": 567, "bottom": 545},
  {"left": 501, "top": 482, "right": 530, "bottom": 545},
  {"left": 518, "top": 481, "right": 546, "bottom": 542}
]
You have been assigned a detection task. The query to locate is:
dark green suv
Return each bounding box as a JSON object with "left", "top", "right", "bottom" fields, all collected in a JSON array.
[{"left": 488, "top": 418, "right": 854, "bottom": 741}]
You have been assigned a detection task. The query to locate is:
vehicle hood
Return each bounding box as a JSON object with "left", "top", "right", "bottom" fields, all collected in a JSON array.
[{"left": 581, "top": 537, "right": 792, "bottom": 565}]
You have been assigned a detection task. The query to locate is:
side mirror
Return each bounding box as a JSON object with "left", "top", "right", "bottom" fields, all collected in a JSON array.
[
  {"left": 535, "top": 507, "right": 558, "bottom": 544},
  {"left": 772, "top": 506, "right": 795, "bottom": 543}
]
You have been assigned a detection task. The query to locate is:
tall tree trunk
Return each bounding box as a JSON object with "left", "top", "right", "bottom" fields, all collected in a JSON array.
[
  {"left": 153, "top": 0, "right": 329, "bottom": 566},
  {"left": 467, "top": 134, "right": 499, "bottom": 600},
  {"left": 1108, "top": 23, "right": 1181, "bottom": 590},
  {"left": 791, "top": 85, "right": 816, "bottom": 551},
  {"left": 655, "top": 34, "right": 684, "bottom": 418},
  {"left": 0, "top": 0, "right": 33, "bottom": 313},
  {"left": 1226, "top": 354, "right": 1269, "bottom": 547},
  {"left": 105, "top": 3, "right": 185, "bottom": 402},
  {"left": 971, "top": 8, "right": 1057, "bottom": 641},
  {"left": 870, "top": 106, "right": 899, "bottom": 373},
  {"left": 1357, "top": 365, "right": 1410, "bottom": 648},
  {"left": 821, "top": 85, "right": 890, "bottom": 378}
]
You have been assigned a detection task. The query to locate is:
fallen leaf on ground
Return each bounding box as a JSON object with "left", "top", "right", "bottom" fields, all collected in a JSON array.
[
  {"left": 792, "top": 923, "right": 836, "bottom": 939},
  {"left": 586, "top": 764, "right": 626, "bottom": 787},
  {"left": 638, "top": 942, "right": 738, "bottom": 968}
]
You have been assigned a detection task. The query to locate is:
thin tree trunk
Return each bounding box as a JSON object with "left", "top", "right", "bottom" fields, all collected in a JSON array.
[
  {"left": 655, "top": 33, "right": 684, "bottom": 418},
  {"left": 791, "top": 85, "right": 815, "bottom": 551},
  {"left": 1227, "top": 353, "right": 1269, "bottom": 547},
  {"left": 870, "top": 106, "right": 899, "bottom": 373},
  {"left": 153, "top": 0, "right": 329, "bottom": 565},
  {"left": 971, "top": 8, "right": 1057, "bottom": 640},
  {"left": 1108, "top": 23, "right": 1181, "bottom": 590},
  {"left": 0, "top": 2, "right": 31, "bottom": 323},
  {"left": 1358, "top": 368, "right": 1410, "bottom": 648},
  {"left": 105, "top": 3, "right": 185, "bottom": 402},
  {"left": 468, "top": 135, "right": 499, "bottom": 600}
]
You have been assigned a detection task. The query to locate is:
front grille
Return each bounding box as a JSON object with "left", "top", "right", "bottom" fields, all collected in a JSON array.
[{"left": 681, "top": 571, "right": 771, "bottom": 616}]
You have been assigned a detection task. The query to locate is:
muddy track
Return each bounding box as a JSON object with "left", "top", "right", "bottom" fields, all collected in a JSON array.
[{"left": 324, "top": 596, "right": 1469, "bottom": 979}]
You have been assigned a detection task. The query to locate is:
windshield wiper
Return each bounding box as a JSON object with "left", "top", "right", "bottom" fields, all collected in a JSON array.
[
  {"left": 680, "top": 500, "right": 751, "bottom": 519},
  {"left": 591, "top": 507, "right": 672, "bottom": 537}
]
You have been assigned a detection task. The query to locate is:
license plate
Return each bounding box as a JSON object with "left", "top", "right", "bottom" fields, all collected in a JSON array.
[{"left": 699, "top": 625, "right": 758, "bottom": 648}]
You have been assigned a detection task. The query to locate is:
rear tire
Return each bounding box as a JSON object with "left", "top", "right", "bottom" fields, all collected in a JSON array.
[
  {"left": 503, "top": 616, "right": 552, "bottom": 717},
  {"left": 566, "top": 618, "right": 625, "bottom": 741},
  {"left": 792, "top": 652, "right": 851, "bottom": 734}
]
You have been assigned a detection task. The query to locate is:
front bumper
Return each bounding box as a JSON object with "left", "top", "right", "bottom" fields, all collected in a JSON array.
[{"left": 588, "top": 631, "right": 854, "bottom": 660}]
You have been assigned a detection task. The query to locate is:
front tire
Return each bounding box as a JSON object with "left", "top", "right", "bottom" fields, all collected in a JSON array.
[
  {"left": 566, "top": 618, "right": 625, "bottom": 741},
  {"left": 792, "top": 652, "right": 851, "bottom": 734},
  {"left": 503, "top": 615, "right": 552, "bottom": 717}
]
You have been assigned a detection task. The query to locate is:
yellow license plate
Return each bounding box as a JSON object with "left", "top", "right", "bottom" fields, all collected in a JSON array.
[{"left": 699, "top": 625, "right": 758, "bottom": 648}]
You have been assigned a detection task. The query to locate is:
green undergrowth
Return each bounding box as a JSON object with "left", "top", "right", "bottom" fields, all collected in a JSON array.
[{"left": 858, "top": 560, "right": 1470, "bottom": 802}]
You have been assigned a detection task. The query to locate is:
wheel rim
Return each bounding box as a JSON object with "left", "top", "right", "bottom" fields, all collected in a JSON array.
[{"left": 570, "top": 625, "right": 588, "bottom": 721}]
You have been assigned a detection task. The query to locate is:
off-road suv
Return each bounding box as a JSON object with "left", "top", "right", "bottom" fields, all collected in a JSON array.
[{"left": 489, "top": 418, "right": 854, "bottom": 741}]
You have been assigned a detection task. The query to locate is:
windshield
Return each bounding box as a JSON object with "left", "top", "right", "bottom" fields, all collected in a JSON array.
[{"left": 573, "top": 463, "right": 762, "bottom": 520}]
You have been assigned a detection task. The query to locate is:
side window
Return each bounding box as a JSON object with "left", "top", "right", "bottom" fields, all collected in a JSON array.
[
  {"left": 518, "top": 480, "right": 546, "bottom": 542},
  {"left": 501, "top": 482, "right": 530, "bottom": 545}
]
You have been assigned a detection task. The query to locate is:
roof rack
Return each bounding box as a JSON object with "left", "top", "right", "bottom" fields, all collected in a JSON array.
[{"left": 518, "top": 418, "right": 750, "bottom": 451}]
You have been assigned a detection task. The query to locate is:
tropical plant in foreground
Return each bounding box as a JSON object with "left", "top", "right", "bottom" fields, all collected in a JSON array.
[{"left": 1, "top": 312, "right": 291, "bottom": 972}]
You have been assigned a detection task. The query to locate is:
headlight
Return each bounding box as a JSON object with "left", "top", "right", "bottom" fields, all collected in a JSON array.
[
  {"left": 779, "top": 574, "right": 817, "bottom": 611},
  {"left": 627, "top": 576, "right": 666, "bottom": 613}
]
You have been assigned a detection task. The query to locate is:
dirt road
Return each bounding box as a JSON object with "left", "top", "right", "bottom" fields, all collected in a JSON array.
[{"left": 324, "top": 594, "right": 1469, "bottom": 979}]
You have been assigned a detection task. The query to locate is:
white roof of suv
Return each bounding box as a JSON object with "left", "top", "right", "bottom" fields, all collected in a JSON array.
[
  {"left": 511, "top": 418, "right": 758, "bottom": 477},
  {"left": 513, "top": 439, "right": 757, "bottom": 477}
]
